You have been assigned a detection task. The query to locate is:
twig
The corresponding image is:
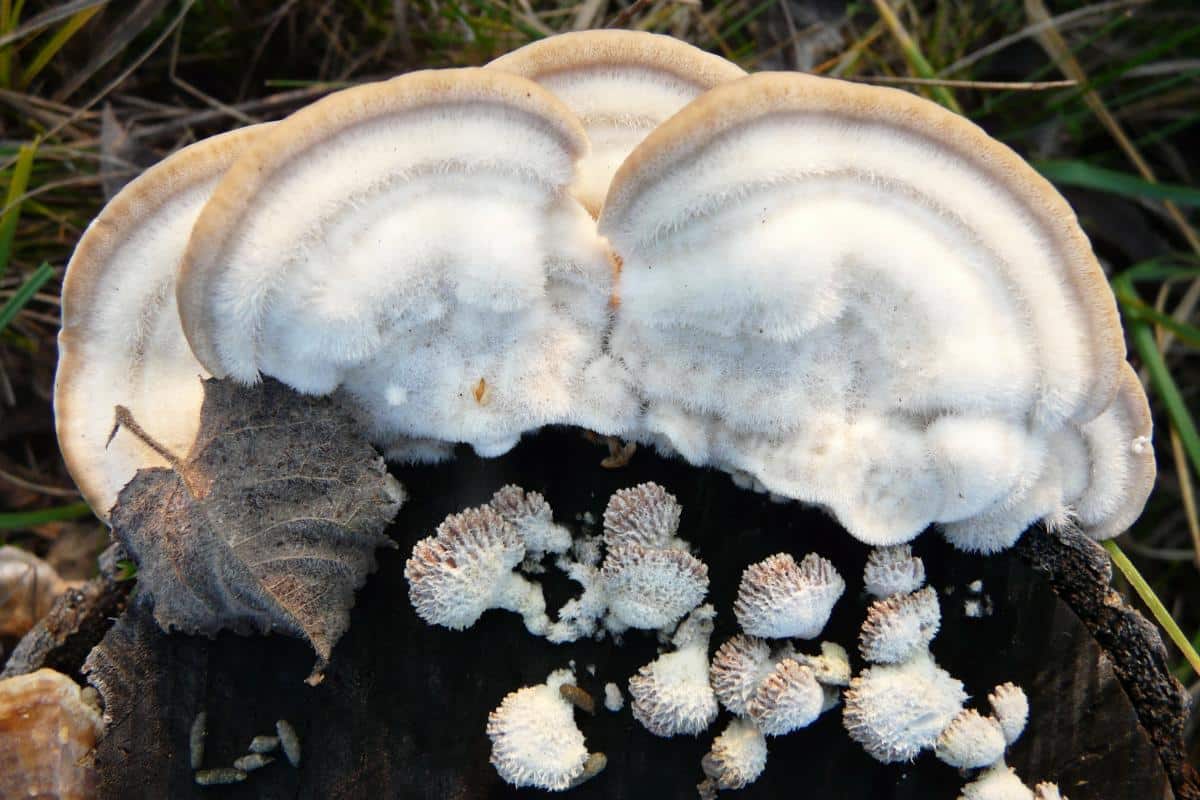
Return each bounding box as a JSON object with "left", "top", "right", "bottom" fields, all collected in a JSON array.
[{"left": 853, "top": 76, "right": 1076, "bottom": 90}]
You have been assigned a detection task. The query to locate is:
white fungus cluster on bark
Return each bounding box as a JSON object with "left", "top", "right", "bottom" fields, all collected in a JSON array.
[
  {"left": 700, "top": 551, "right": 847, "bottom": 796},
  {"left": 844, "top": 547, "right": 1066, "bottom": 799},
  {"left": 628, "top": 605, "right": 719, "bottom": 737}
]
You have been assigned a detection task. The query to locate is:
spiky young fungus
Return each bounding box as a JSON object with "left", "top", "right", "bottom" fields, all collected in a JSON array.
[
  {"left": 602, "top": 482, "right": 685, "bottom": 551},
  {"left": 489, "top": 485, "right": 572, "bottom": 563},
  {"left": 177, "top": 68, "right": 633, "bottom": 460},
  {"left": 486, "top": 668, "right": 605, "bottom": 791},
  {"left": 733, "top": 552, "right": 845, "bottom": 639},
  {"left": 599, "top": 70, "right": 1154, "bottom": 549},
  {"left": 601, "top": 542, "right": 708, "bottom": 632},
  {"left": 488, "top": 30, "right": 745, "bottom": 215},
  {"left": 698, "top": 718, "right": 768, "bottom": 798},
  {"left": 55, "top": 125, "right": 263, "bottom": 519},
  {"left": 628, "top": 604, "right": 719, "bottom": 737},
  {"left": 404, "top": 506, "right": 548, "bottom": 634}
]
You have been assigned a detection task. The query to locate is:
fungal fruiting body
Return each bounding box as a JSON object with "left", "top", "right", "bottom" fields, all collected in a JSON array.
[
  {"left": 598, "top": 70, "right": 1153, "bottom": 549},
  {"left": 628, "top": 605, "right": 719, "bottom": 737},
  {"left": 54, "top": 126, "right": 264, "bottom": 519},
  {"left": 744, "top": 658, "right": 823, "bottom": 736},
  {"left": 698, "top": 718, "right": 768, "bottom": 799},
  {"left": 733, "top": 553, "right": 845, "bottom": 639},
  {"left": 845, "top": 549, "right": 1065, "bottom": 798},
  {"left": 602, "top": 482, "right": 685, "bottom": 551},
  {"left": 176, "top": 68, "right": 634, "bottom": 461},
  {"left": 489, "top": 485, "right": 572, "bottom": 564},
  {"left": 710, "top": 634, "right": 773, "bottom": 716},
  {"left": 601, "top": 542, "right": 708, "bottom": 633},
  {"left": 604, "top": 683, "right": 624, "bottom": 712},
  {"left": 487, "top": 30, "right": 747, "bottom": 215},
  {"left": 405, "top": 506, "right": 549, "bottom": 635},
  {"left": 487, "top": 668, "right": 604, "bottom": 791}
]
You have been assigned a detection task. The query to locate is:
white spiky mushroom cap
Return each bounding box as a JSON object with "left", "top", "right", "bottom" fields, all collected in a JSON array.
[
  {"left": 710, "top": 634, "right": 774, "bottom": 716},
  {"left": 599, "top": 71, "right": 1148, "bottom": 548},
  {"left": 487, "top": 668, "right": 592, "bottom": 791},
  {"left": 601, "top": 542, "right": 708, "bottom": 631},
  {"left": 700, "top": 717, "right": 768, "bottom": 793},
  {"left": 863, "top": 545, "right": 926, "bottom": 599},
  {"left": 488, "top": 30, "right": 745, "bottom": 215},
  {"left": 628, "top": 605, "right": 718, "bottom": 736},
  {"left": 960, "top": 765, "right": 1037, "bottom": 800},
  {"left": 858, "top": 586, "right": 941, "bottom": 664},
  {"left": 177, "top": 68, "right": 631, "bottom": 459},
  {"left": 54, "top": 125, "right": 264, "bottom": 520},
  {"left": 746, "top": 658, "right": 823, "bottom": 736},
  {"left": 733, "top": 552, "right": 845, "bottom": 639},
  {"left": 935, "top": 708, "right": 1007, "bottom": 769}
]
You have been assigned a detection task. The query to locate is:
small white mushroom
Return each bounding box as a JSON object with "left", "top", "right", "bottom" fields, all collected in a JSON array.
[
  {"left": 863, "top": 545, "right": 926, "bottom": 599},
  {"left": 959, "top": 764, "right": 1036, "bottom": 800},
  {"left": 843, "top": 652, "right": 967, "bottom": 763},
  {"left": 628, "top": 605, "right": 718, "bottom": 737},
  {"left": 698, "top": 718, "right": 768, "bottom": 797},
  {"left": 603, "top": 683, "right": 624, "bottom": 712},
  {"left": 709, "top": 634, "right": 773, "bottom": 716},
  {"left": 489, "top": 485, "right": 572, "bottom": 562},
  {"left": 733, "top": 553, "right": 845, "bottom": 639},
  {"left": 487, "top": 668, "right": 603, "bottom": 791},
  {"left": 405, "top": 506, "right": 549, "bottom": 635},
  {"left": 792, "top": 641, "right": 851, "bottom": 687},
  {"left": 745, "top": 658, "right": 823, "bottom": 736},
  {"left": 934, "top": 709, "right": 1007, "bottom": 769},
  {"left": 601, "top": 542, "right": 708, "bottom": 632},
  {"left": 601, "top": 482, "right": 684, "bottom": 551},
  {"left": 988, "top": 682, "right": 1029, "bottom": 746},
  {"left": 858, "top": 586, "right": 941, "bottom": 664}
]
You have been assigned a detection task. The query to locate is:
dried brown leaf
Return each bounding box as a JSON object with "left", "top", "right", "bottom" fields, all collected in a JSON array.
[{"left": 109, "top": 378, "right": 404, "bottom": 684}]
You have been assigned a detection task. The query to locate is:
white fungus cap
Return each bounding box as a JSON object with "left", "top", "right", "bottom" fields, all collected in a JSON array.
[
  {"left": 601, "top": 542, "right": 708, "bottom": 632},
  {"left": 55, "top": 125, "right": 265, "bottom": 520},
  {"left": 488, "top": 30, "right": 746, "bottom": 215},
  {"left": 863, "top": 545, "right": 926, "bottom": 599},
  {"left": 934, "top": 708, "right": 1007, "bottom": 769},
  {"left": 489, "top": 485, "right": 572, "bottom": 561},
  {"left": 628, "top": 605, "right": 719, "bottom": 736},
  {"left": 843, "top": 651, "right": 967, "bottom": 763},
  {"left": 700, "top": 717, "right": 768, "bottom": 793},
  {"left": 404, "top": 506, "right": 548, "bottom": 634},
  {"left": 858, "top": 586, "right": 941, "bottom": 664},
  {"left": 959, "top": 765, "right": 1037, "bottom": 800},
  {"left": 746, "top": 658, "right": 823, "bottom": 736},
  {"left": 1034, "top": 783, "right": 1065, "bottom": 799},
  {"left": 599, "top": 70, "right": 1150, "bottom": 548},
  {"left": 710, "top": 634, "right": 774, "bottom": 716},
  {"left": 733, "top": 553, "right": 845, "bottom": 639},
  {"left": 602, "top": 482, "right": 684, "bottom": 551},
  {"left": 487, "top": 668, "right": 592, "bottom": 791},
  {"left": 987, "top": 682, "right": 1029, "bottom": 746},
  {"left": 793, "top": 641, "right": 852, "bottom": 687},
  {"left": 177, "top": 68, "right": 635, "bottom": 460}
]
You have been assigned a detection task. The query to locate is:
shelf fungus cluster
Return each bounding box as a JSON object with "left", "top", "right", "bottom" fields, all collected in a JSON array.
[
  {"left": 57, "top": 30, "right": 1153, "bottom": 558},
  {"left": 699, "top": 553, "right": 850, "bottom": 797},
  {"left": 844, "top": 546, "right": 1065, "bottom": 799}
]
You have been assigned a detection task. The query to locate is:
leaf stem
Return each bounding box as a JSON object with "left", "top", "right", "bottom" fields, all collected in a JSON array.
[{"left": 0, "top": 501, "right": 93, "bottom": 529}]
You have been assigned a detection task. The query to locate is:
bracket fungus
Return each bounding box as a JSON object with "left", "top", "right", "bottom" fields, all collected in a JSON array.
[
  {"left": 177, "top": 68, "right": 631, "bottom": 461},
  {"left": 628, "top": 604, "right": 719, "bottom": 737},
  {"left": 598, "top": 70, "right": 1154, "bottom": 549},
  {"left": 55, "top": 126, "right": 263, "bottom": 519},
  {"left": 486, "top": 667, "right": 606, "bottom": 791},
  {"left": 488, "top": 29, "right": 745, "bottom": 215}
]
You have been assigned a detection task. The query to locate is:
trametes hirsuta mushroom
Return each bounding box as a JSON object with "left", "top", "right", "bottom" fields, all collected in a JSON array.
[
  {"left": 628, "top": 604, "right": 718, "bottom": 737},
  {"left": 486, "top": 667, "right": 606, "bottom": 791},
  {"left": 404, "top": 505, "right": 549, "bottom": 635},
  {"left": 844, "top": 547, "right": 1065, "bottom": 797},
  {"left": 598, "top": 70, "right": 1154, "bottom": 550},
  {"left": 488, "top": 29, "right": 746, "bottom": 215},
  {"left": 54, "top": 125, "right": 264, "bottom": 519},
  {"left": 176, "top": 68, "right": 634, "bottom": 462}
]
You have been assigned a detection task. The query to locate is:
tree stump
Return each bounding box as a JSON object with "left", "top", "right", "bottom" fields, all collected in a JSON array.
[{"left": 51, "top": 428, "right": 1195, "bottom": 798}]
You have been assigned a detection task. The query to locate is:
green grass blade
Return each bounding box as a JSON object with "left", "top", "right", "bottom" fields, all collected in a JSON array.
[
  {"left": 18, "top": 4, "right": 102, "bottom": 88},
  {"left": 0, "top": 260, "right": 52, "bottom": 333},
  {"left": 0, "top": 140, "right": 36, "bottom": 279},
  {"left": 1104, "top": 540, "right": 1200, "bottom": 679},
  {"left": 1036, "top": 159, "right": 1200, "bottom": 206},
  {"left": 0, "top": 501, "right": 93, "bottom": 529},
  {"left": 1129, "top": 320, "right": 1200, "bottom": 477}
]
